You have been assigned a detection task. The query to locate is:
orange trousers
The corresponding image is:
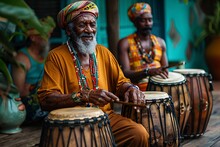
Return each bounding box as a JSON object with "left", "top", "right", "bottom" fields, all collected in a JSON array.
[{"left": 108, "top": 111, "right": 149, "bottom": 147}]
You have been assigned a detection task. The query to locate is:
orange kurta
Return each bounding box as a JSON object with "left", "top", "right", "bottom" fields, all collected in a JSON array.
[
  {"left": 37, "top": 44, "right": 149, "bottom": 146},
  {"left": 38, "top": 44, "right": 130, "bottom": 112}
]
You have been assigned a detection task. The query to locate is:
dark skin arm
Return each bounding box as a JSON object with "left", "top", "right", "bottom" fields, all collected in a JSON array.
[
  {"left": 11, "top": 53, "right": 31, "bottom": 97},
  {"left": 39, "top": 92, "right": 80, "bottom": 111},
  {"left": 148, "top": 37, "right": 169, "bottom": 78},
  {"left": 40, "top": 82, "right": 144, "bottom": 111},
  {"left": 118, "top": 38, "right": 146, "bottom": 83},
  {"left": 117, "top": 36, "right": 168, "bottom": 83}
]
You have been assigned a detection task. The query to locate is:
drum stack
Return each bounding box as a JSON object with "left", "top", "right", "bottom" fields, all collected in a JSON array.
[
  {"left": 121, "top": 91, "right": 180, "bottom": 147},
  {"left": 173, "top": 69, "right": 213, "bottom": 138},
  {"left": 147, "top": 72, "right": 191, "bottom": 137},
  {"left": 39, "top": 107, "right": 116, "bottom": 147},
  {"left": 147, "top": 68, "right": 213, "bottom": 139}
]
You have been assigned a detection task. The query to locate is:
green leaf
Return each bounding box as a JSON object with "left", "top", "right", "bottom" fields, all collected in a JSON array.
[
  {"left": 0, "top": 0, "right": 47, "bottom": 36},
  {"left": 0, "top": 30, "right": 16, "bottom": 56},
  {"left": 0, "top": 59, "right": 13, "bottom": 85},
  {"left": 194, "top": 30, "right": 208, "bottom": 47},
  {"left": 194, "top": 1, "right": 220, "bottom": 48}
]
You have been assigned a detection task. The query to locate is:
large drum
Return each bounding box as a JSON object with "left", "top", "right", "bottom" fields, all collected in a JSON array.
[
  {"left": 121, "top": 91, "right": 180, "bottom": 147},
  {"left": 147, "top": 72, "right": 191, "bottom": 136},
  {"left": 39, "top": 107, "right": 116, "bottom": 147},
  {"left": 173, "top": 69, "right": 213, "bottom": 138}
]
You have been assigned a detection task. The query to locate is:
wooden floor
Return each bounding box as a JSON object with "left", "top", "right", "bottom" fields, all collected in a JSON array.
[{"left": 0, "top": 81, "right": 220, "bottom": 147}]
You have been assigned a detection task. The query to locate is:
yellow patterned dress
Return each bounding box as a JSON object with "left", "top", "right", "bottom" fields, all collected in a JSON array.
[{"left": 127, "top": 33, "right": 163, "bottom": 91}]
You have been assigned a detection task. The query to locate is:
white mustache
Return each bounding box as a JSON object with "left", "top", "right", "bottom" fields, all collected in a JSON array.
[{"left": 80, "top": 33, "right": 95, "bottom": 38}]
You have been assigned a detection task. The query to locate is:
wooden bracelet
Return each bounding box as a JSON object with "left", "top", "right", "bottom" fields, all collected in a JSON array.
[
  {"left": 87, "top": 89, "right": 93, "bottom": 99},
  {"left": 82, "top": 89, "right": 93, "bottom": 99}
]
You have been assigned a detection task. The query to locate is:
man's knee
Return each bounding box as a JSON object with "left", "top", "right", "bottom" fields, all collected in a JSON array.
[{"left": 130, "top": 124, "right": 149, "bottom": 144}]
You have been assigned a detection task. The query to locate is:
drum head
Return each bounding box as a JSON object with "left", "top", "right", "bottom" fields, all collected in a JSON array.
[
  {"left": 143, "top": 91, "right": 169, "bottom": 100},
  {"left": 48, "top": 107, "right": 104, "bottom": 120},
  {"left": 173, "top": 69, "right": 205, "bottom": 74},
  {"left": 150, "top": 72, "right": 185, "bottom": 84}
]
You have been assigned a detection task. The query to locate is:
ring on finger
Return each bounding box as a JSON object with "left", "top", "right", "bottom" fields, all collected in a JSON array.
[{"left": 98, "top": 98, "right": 102, "bottom": 101}]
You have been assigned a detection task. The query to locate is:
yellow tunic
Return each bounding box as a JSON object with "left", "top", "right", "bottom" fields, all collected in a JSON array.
[
  {"left": 127, "top": 33, "right": 163, "bottom": 91},
  {"left": 38, "top": 44, "right": 130, "bottom": 112},
  {"left": 127, "top": 33, "right": 162, "bottom": 71}
]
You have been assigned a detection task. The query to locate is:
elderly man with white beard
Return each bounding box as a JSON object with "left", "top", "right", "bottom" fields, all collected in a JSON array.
[{"left": 37, "top": 1, "right": 149, "bottom": 146}]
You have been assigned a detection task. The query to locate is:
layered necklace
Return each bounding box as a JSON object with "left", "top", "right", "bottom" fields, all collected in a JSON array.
[
  {"left": 135, "top": 34, "right": 156, "bottom": 64},
  {"left": 67, "top": 40, "right": 99, "bottom": 90}
]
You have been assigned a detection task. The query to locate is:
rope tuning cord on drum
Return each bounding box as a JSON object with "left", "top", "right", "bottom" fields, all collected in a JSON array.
[{"left": 208, "top": 74, "right": 214, "bottom": 91}]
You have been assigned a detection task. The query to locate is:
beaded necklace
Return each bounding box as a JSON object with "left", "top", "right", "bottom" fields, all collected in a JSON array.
[
  {"left": 135, "top": 34, "right": 156, "bottom": 64},
  {"left": 67, "top": 40, "right": 99, "bottom": 90}
]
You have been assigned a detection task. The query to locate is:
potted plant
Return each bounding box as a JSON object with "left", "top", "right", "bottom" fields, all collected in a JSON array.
[
  {"left": 0, "top": 0, "right": 47, "bottom": 134},
  {"left": 194, "top": 0, "right": 220, "bottom": 80}
]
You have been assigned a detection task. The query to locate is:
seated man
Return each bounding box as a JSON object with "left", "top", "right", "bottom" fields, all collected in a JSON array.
[
  {"left": 37, "top": 1, "right": 149, "bottom": 146},
  {"left": 118, "top": 2, "right": 169, "bottom": 91},
  {"left": 11, "top": 16, "right": 55, "bottom": 123}
]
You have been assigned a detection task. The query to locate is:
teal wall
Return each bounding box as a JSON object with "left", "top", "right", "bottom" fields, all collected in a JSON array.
[
  {"left": 164, "top": 0, "right": 208, "bottom": 70},
  {"left": 164, "top": 0, "right": 190, "bottom": 62},
  {"left": 95, "top": 0, "right": 108, "bottom": 48},
  {"left": 51, "top": 0, "right": 208, "bottom": 71},
  {"left": 119, "top": 0, "right": 137, "bottom": 39}
]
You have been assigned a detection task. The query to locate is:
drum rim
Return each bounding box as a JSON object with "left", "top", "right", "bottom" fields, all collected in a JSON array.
[
  {"left": 173, "top": 69, "right": 206, "bottom": 74},
  {"left": 149, "top": 78, "right": 186, "bottom": 86},
  {"left": 143, "top": 91, "right": 170, "bottom": 100},
  {"left": 149, "top": 72, "right": 186, "bottom": 84},
  {"left": 48, "top": 107, "right": 104, "bottom": 120},
  {"left": 45, "top": 113, "right": 108, "bottom": 125}
]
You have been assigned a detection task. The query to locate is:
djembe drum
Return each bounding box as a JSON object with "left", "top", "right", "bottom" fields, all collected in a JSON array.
[
  {"left": 121, "top": 91, "right": 180, "bottom": 147},
  {"left": 39, "top": 107, "right": 116, "bottom": 147},
  {"left": 173, "top": 69, "right": 213, "bottom": 138},
  {"left": 147, "top": 72, "right": 191, "bottom": 136}
]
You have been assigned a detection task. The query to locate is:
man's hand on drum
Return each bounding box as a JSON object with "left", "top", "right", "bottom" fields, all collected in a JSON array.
[
  {"left": 124, "top": 85, "right": 145, "bottom": 112},
  {"left": 86, "top": 89, "right": 119, "bottom": 107},
  {"left": 148, "top": 67, "right": 168, "bottom": 79}
]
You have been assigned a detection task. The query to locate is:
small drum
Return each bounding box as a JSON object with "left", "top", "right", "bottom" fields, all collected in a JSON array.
[
  {"left": 173, "top": 69, "right": 213, "bottom": 138},
  {"left": 121, "top": 91, "right": 180, "bottom": 147},
  {"left": 147, "top": 72, "right": 191, "bottom": 136},
  {"left": 40, "top": 107, "right": 116, "bottom": 147}
]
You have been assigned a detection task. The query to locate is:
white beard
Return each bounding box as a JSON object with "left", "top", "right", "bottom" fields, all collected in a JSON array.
[{"left": 71, "top": 31, "right": 97, "bottom": 54}]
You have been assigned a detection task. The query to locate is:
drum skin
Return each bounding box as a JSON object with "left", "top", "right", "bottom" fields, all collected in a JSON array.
[
  {"left": 173, "top": 69, "right": 213, "bottom": 138},
  {"left": 121, "top": 91, "right": 180, "bottom": 147},
  {"left": 39, "top": 107, "right": 116, "bottom": 147},
  {"left": 147, "top": 72, "right": 191, "bottom": 137}
]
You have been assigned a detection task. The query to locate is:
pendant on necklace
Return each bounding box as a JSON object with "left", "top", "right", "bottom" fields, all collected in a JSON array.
[{"left": 136, "top": 36, "right": 155, "bottom": 64}]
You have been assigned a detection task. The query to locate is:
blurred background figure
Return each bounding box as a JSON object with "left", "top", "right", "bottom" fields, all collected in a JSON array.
[
  {"left": 117, "top": 2, "right": 169, "bottom": 91},
  {"left": 11, "top": 16, "right": 55, "bottom": 124}
]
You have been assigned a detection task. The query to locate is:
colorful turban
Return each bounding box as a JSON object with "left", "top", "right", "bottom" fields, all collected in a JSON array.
[
  {"left": 128, "top": 2, "right": 151, "bottom": 22},
  {"left": 57, "top": 1, "right": 99, "bottom": 29}
]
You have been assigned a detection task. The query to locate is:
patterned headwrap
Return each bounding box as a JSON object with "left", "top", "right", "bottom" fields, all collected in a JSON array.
[
  {"left": 128, "top": 2, "right": 151, "bottom": 22},
  {"left": 57, "top": 1, "right": 99, "bottom": 29}
]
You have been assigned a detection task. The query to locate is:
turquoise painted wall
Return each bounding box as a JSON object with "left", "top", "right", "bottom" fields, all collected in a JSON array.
[
  {"left": 164, "top": 0, "right": 208, "bottom": 71},
  {"left": 95, "top": 0, "right": 108, "bottom": 48},
  {"left": 59, "top": 0, "right": 208, "bottom": 71},
  {"left": 164, "top": 1, "right": 190, "bottom": 65},
  {"left": 119, "top": 0, "right": 137, "bottom": 39}
]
